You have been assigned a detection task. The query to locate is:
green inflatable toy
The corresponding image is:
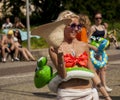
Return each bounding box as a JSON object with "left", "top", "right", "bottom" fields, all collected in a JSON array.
[
  {"left": 34, "top": 57, "right": 52, "bottom": 88},
  {"left": 34, "top": 57, "right": 95, "bottom": 92},
  {"left": 90, "top": 36, "right": 109, "bottom": 49}
]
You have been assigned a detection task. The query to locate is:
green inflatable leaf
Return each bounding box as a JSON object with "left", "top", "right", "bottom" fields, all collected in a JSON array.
[
  {"left": 34, "top": 65, "right": 52, "bottom": 88},
  {"left": 37, "top": 57, "right": 47, "bottom": 68},
  {"left": 66, "top": 66, "right": 93, "bottom": 73}
]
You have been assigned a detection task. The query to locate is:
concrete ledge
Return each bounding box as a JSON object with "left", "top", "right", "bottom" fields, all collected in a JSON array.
[{"left": 31, "top": 48, "right": 50, "bottom": 59}]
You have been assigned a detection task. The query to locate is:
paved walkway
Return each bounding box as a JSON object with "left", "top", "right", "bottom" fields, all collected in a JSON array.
[{"left": 0, "top": 46, "right": 120, "bottom": 100}]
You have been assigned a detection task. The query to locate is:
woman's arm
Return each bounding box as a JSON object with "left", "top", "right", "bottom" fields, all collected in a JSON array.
[
  {"left": 88, "top": 25, "right": 95, "bottom": 39},
  {"left": 57, "top": 52, "right": 67, "bottom": 78},
  {"left": 88, "top": 44, "right": 98, "bottom": 52},
  {"left": 49, "top": 46, "right": 58, "bottom": 68},
  {"left": 20, "top": 22, "right": 25, "bottom": 29},
  {"left": 103, "top": 25, "right": 107, "bottom": 38},
  {"left": 49, "top": 46, "right": 67, "bottom": 78}
]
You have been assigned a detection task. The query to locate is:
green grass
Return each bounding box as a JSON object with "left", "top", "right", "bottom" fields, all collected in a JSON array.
[{"left": 22, "top": 37, "right": 49, "bottom": 49}]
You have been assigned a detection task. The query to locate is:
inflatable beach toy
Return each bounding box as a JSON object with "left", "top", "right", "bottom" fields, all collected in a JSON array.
[
  {"left": 34, "top": 57, "right": 53, "bottom": 88},
  {"left": 34, "top": 57, "right": 94, "bottom": 92},
  {"left": 48, "top": 66, "right": 94, "bottom": 93},
  {"left": 90, "top": 36, "right": 109, "bottom": 69}
]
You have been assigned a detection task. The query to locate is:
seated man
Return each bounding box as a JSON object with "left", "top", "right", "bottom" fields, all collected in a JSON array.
[
  {"left": 2, "top": 17, "right": 13, "bottom": 30},
  {"left": 1, "top": 30, "right": 19, "bottom": 62}
]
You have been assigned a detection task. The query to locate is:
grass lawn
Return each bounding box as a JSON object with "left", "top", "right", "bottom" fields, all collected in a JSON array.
[{"left": 22, "top": 37, "right": 49, "bottom": 49}]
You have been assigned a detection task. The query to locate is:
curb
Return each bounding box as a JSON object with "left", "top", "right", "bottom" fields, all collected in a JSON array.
[{"left": 31, "top": 48, "right": 50, "bottom": 59}]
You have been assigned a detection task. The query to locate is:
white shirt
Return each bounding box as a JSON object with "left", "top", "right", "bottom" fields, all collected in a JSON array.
[
  {"left": 13, "top": 37, "right": 18, "bottom": 42},
  {"left": 2, "top": 22, "right": 13, "bottom": 29}
]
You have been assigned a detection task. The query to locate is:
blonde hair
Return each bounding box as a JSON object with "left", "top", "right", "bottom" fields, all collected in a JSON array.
[
  {"left": 79, "top": 14, "right": 91, "bottom": 31},
  {"left": 56, "top": 10, "right": 79, "bottom": 21}
]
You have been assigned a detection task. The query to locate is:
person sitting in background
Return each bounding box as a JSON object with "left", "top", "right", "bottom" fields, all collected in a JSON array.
[
  {"left": 13, "top": 29, "right": 22, "bottom": 44},
  {"left": 2, "top": 17, "right": 13, "bottom": 30},
  {"left": 13, "top": 30, "right": 36, "bottom": 61},
  {"left": 13, "top": 17, "right": 25, "bottom": 29},
  {"left": 103, "top": 22, "right": 120, "bottom": 49},
  {"left": 1, "top": 30, "right": 19, "bottom": 62}
]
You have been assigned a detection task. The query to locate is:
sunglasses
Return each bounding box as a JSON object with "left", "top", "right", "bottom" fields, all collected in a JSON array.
[
  {"left": 95, "top": 17, "right": 102, "bottom": 20},
  {"left": 69, "top": 23, "right": 82, "bottom": 30}
]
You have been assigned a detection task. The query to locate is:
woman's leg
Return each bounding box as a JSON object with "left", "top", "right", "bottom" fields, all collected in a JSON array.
[
  {"left": 11, "top": 44, "right": 19, "bottom": 60},
  {"left": 100, "top": 66, "right": 112, "bottom": 92},
  {"left": 23, "top": 48, "right": 35, "bottom": 61},
  {"left": 1, "top": 46, "right": 10, "bottom": 62},
  {"left": 100, "top": 66, "right": 107, "bottom": 87},
  {"left": 19, "top": 48, "right": 30, "bottom": 61}
]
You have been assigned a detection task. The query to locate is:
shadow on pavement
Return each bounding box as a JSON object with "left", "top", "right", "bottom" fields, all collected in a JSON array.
[
  {"left": 0, "top": 88, "right": 37, "bottom": 97},
  {"left": 100, "top": 96, "right": 120, "bottom": 100},
  {"left": 0, "top": 88, "right": 56, "bottom": 99},
  {"left": 0, "top": 88, "right": 120, "bottom": 100},
  {"left": 33, "top": 92, "right": 56, "bottom": 99}
]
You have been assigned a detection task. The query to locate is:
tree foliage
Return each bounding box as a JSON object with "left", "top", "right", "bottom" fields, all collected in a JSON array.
[{"left": 1, "top": 0, "right": 120, "bottom": 25}]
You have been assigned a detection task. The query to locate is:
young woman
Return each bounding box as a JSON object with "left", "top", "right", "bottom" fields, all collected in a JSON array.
[
  {"left": 13, "top": 17, "right": 25, "bottom": 29},
  {"left": 13, "top": 30, "right": 36, "bottom": 61},
  {"left": 89, "top": 12, "right": 112, "bottom": 92},
  {"left": 48, "top": 20, "right": 112, "bottom": 100},
  {"left": 89, "top": 12, "right": 107, "bottom": 38},
  {"left": 32, "top": 10, "right": 112, "bottom": 99}
]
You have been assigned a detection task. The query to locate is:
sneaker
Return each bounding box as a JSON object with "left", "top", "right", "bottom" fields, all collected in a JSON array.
[
  {"left": 14, "top": 57, "right": 20, "bottom": 61},
  {"left": 2, "top": 58, "right": 6, "bottom": 63},
  {"left": 116, "top": 46, "right": 120, "bottom": 49},
  {"left": 105, "top": 86, "right": 112, "bottom": 92},
  {"left": 11, "top": 59, "right": 14, "bottom": 62}
]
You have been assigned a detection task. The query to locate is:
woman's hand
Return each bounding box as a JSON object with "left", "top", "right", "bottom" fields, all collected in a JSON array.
[
  {"left": 105, "top": 96, "right": 112, "bottom": 100},
  {"left": 57, "top": 52, "right": 67, "bottom": 78}
]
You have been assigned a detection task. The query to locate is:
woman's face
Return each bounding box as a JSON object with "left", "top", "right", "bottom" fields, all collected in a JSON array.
[
  {"left": 64, "top": 23, "right": 80, "bottom": 40},
  {"left": 94, "top": 13, "right": 102, "bottom": 25},
  {"left": 14, "top": 30, "right": 19, "bottom": 36}
]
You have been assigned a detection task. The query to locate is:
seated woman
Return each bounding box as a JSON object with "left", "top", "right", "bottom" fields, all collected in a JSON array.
[
  {"left": 49, "top": 21, "right": 111, "bottom": 100},
  {"left": 13, "top": 30, "right": 36, "bottom": 61},
  {"left": 13, "top": 17, "right": 25, "bottom": 29}
]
